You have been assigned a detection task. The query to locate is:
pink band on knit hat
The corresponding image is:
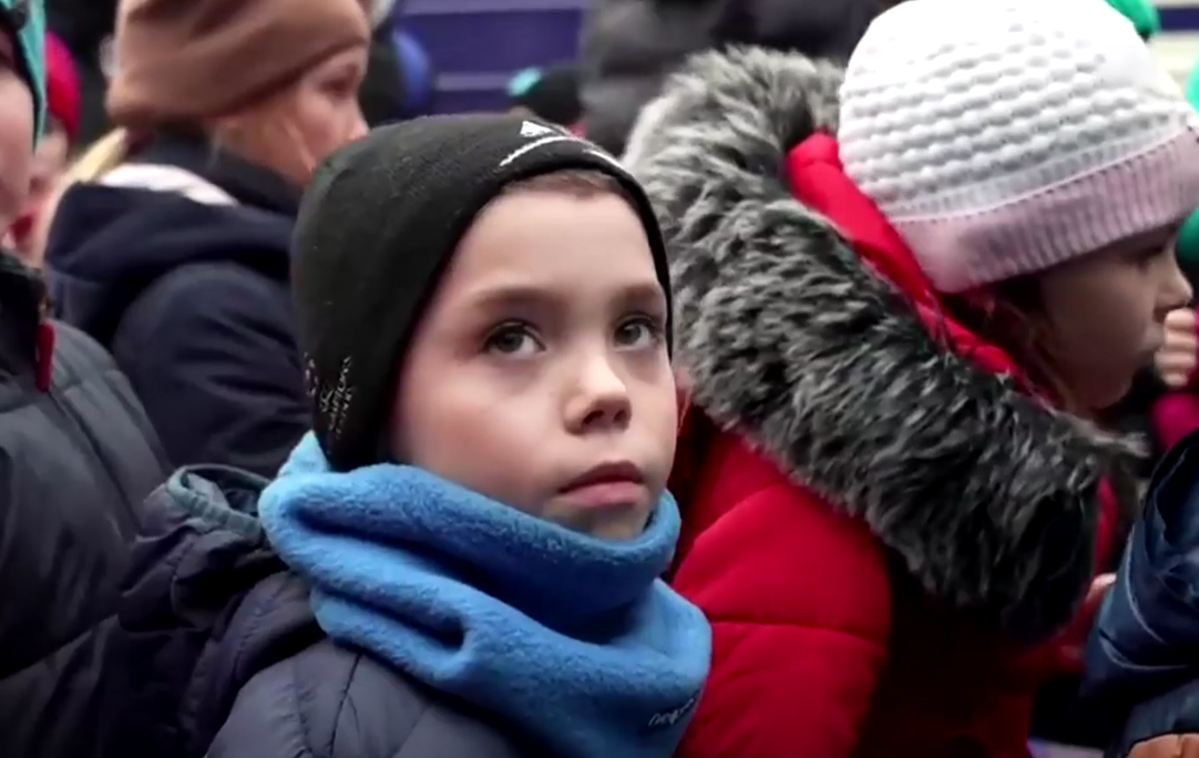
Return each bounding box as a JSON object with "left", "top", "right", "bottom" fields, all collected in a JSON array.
[{"left": 892, "top": 127, "right": 1199, "bottom": 293}]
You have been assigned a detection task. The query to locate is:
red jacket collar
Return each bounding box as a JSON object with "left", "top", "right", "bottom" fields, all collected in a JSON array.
[{"left": 785, "top": 132, "right": 1025, "bottom": 381}]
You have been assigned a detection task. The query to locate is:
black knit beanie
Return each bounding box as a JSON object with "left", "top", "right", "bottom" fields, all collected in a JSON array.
[{"left": 292, "top": 113, "right": 672, "bottom": 472}]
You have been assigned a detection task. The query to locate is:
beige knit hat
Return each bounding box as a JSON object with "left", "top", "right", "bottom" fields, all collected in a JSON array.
[{"left": 107, "top": 0, "right": 370, "bottom": 129}]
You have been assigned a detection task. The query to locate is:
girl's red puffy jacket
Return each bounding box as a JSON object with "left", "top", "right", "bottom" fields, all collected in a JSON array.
[{"left": 627, "top": 48, "right": 1130, "bottom": 758}]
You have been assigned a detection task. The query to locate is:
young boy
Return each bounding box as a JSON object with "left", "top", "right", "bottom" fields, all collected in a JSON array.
[{"left": 105, "top": 114, "right": 710, "bottom": 758}]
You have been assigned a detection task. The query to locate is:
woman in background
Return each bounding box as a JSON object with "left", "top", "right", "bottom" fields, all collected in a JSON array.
[{"left": 41, "top": 0, "right": 370, "bottom": 477}]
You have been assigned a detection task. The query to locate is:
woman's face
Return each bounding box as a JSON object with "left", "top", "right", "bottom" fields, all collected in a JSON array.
[
  {"left": 288, "top": 46, "right": 369, "bottom": 176},
  {"left": 220, "top": 46, "right": 368, "bottom": 186},
  {"left": 1038, "top": 228, "right": 1192, "bottom": 411}
]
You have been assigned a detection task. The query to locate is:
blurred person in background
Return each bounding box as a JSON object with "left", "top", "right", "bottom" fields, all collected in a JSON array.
[
  {"left": 357, "top": 0, "right": 435, "bottom": 124},
  {"left": 41, "top": 0, "right": 370, "bottom": 478},
  {"left": 359, "top": 5, "right": 406, "bottom": 127},
  {"left": 578, "top": 0, "right": 1160, "bottom": 158},
  {"left": 9, "top": 30, "right": 78, "bottom": 265},
  {"left": 0, "top": 1, "right": 168, "bottom": 756},
  {"left": 44, "top": 0, "right": 115, "bottom": 145},
  {"left": 578, "top": 0, "right": 898, "bottom": 156},
  {"left": 508, "top": 63, "right": 582, "bottom": 129}
]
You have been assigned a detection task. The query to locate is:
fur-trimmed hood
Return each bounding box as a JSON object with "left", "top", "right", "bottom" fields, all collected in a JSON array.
[{"left": 624, "top": 47, "right": 1137, "bottom": 643}]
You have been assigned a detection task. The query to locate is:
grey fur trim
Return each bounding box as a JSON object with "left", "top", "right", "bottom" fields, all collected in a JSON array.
[{"left": 625, "top": 47, "right": 1137, "bottom": 643}]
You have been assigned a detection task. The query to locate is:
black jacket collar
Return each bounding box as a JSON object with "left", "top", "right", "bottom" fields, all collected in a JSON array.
[{"left": 0, "top": 251, "right": 42, "bottom": 383}]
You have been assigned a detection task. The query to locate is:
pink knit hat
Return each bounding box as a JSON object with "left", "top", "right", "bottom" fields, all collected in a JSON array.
[{"left": 838, "top": 0, "right": 1199, "bottom": 293}]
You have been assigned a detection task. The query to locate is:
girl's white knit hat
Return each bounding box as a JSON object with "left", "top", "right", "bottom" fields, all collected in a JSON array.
[{"left": 838, "top": 0, "right": 1199, "bottom": 293}]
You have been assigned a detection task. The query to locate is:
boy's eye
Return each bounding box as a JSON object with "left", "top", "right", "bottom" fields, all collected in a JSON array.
[
  {"left": 484, "top": 322, "right": 543, "bottom": 356},
  {"left": 615, "top": 315, "right": 663, "bottom": 349}
]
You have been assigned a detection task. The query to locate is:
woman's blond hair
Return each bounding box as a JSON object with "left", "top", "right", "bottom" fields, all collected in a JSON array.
[{"left": 25, "top": 90, "right": 319, "bottom": 267}]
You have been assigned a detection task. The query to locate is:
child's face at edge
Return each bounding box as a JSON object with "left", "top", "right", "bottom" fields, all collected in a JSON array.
[
  {"left": 0, "top": 30, "right": 33, "bottom": 232},
  {"left": 391, "top": 189, "right": 678, "bottom": 541}
]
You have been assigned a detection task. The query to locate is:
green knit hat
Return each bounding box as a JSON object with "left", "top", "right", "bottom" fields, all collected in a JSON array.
[
  {"left": 0, "top": 0, "right": 45, "bottom": 142},
  {"left": 1104, "top": 0, "right": 1160, "bottom": 39}
]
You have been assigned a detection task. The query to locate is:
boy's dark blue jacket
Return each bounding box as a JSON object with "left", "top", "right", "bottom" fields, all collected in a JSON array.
[
  {"left": 1086, "top": 429, "right": 1199, "bottom": 757},
  {"left": 43, "top": 130, "right": 308, "bottom": 477},
  {"left": 101, "top": 465, "right": 527, "bottom": 758}
]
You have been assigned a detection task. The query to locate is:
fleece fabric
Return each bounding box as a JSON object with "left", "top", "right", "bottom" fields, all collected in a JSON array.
[{"left": 258, "top": 433, "right": 711, "bottom": 758}]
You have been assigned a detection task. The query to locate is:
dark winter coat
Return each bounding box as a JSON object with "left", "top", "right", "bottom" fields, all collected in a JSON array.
[
  {"left": 101, "top": 465, "right": 529, "bottom": 758},
  {"left": 0, "top": 252, "right": 168, "bottom": 758},
  {"left": 578, "top": 0, "right": 884, "bottom": 155},
  {"left": 44, "top": 130, "right": 309, "bottom": 478},
  {"left": 1085, "top": 429, "right": 1199, "bottom": 758}
]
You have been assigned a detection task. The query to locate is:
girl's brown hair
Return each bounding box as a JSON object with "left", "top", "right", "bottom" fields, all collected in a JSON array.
[{"left": 940, "top": 276, "right": 1078, "bottom": 412}]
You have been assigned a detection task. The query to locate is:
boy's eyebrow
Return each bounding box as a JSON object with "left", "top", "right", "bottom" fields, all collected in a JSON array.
[
  {"left": 459, "top": 282, "right": 561, "bottom": 312},
  {"left": 611, "top": 281, "right": 670, "bottom": 311},
  {"left": 461, "top": 280, "right": 667, "bottom": 312}
]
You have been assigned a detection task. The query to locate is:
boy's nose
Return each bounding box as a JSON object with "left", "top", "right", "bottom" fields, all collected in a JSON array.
[{"left": 565, "top": 354, "right": 632, "bottom": 433}]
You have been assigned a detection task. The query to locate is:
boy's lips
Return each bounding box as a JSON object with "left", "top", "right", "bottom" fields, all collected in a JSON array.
[{"left": 558, "top": 461, "right": 648, "bottom": 509}]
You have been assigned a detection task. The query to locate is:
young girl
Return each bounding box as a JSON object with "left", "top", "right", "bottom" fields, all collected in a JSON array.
[
  {"left": 108, "top": 114, "right": 710, "bottom": 758},
  {"left": 621, "top": 0, "right": 1198, "bottom": 755}
]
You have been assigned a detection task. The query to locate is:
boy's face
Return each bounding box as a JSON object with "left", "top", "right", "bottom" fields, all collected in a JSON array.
[
  {"left": 392, "top": 188, "right": 678, "bottom": 540},
  {"left": 0, "top": 29, "right": 31, "bottom": 232}
]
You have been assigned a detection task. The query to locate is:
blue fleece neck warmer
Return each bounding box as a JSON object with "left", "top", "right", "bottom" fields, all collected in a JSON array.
[
  {"left": 0, "top": 0, "right": 44, "bottom": 140},
  {"left": 259, "top": 433, "right": 711, "bottom": 758}
]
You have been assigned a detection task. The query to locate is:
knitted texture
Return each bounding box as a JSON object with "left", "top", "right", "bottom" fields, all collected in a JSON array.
[
  {"left": 839, "top": 0, "right": 1199, "bottom": 293},
  {"left": 293, "top": 114, "right": 670, "bottom": 471},
  {"left": 108, "top": 0, "right": 369, "bottom": 128}
]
